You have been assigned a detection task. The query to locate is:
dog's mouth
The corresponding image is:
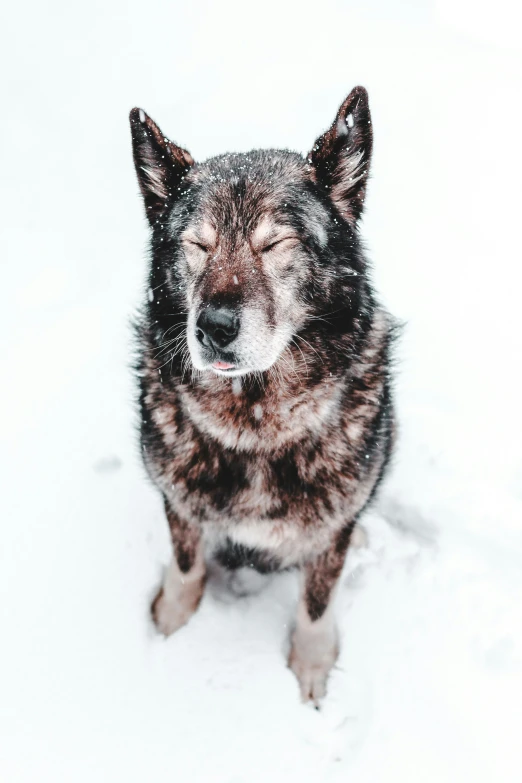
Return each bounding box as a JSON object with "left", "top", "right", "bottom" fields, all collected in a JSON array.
[
  {"left": 208, "top": 357, "right": 252, "bottom": 377},
  {"left": 212, "top": 361, "right": 236, "bottom": 372},
  {"left": 205, "top": 351, "right": 241, "bottom": 375},
  {"left": 192, "top": 339, "right": 246, "bottom": 376}
]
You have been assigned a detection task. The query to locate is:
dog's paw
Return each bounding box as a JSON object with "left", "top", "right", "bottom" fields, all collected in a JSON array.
[
  {"left": 151, "top": 581, "right": 203, "bottom": 637},
  {"left": 288, "top": 632, "right": 339, "bottom": 707},
  {"left": 289, "top": 655, "right": 331, "bottom": 705}
]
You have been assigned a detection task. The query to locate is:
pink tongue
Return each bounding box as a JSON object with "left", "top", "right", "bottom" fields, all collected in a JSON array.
[{"left": 213, "top": 361, "right": 235, "bottom": 370}]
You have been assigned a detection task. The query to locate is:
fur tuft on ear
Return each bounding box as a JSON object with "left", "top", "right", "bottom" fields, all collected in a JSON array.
[
  {"left": 308, "top": 86, "right": 373, "bottom": 224},
  {"left": 129, "top": 108, "right": 194, "bottom": 225}
]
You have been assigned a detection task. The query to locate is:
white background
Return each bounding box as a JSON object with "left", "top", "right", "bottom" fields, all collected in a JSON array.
[{"left": 1, "top": 1, "right": 522, "bottom": 780}]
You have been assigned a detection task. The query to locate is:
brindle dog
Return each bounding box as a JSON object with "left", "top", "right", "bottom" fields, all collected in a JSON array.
[{"left": 129, "top": 87, "right": 396, "bottom": 703}]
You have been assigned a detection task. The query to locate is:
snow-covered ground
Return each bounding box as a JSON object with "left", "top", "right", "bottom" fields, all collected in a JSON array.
[{"left": 1, "top": 1, "right": 522, "bottom": 780}]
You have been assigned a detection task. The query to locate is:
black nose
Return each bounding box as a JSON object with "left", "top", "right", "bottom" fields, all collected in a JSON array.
[{"left": 196, "top": 306, "right": 240, "bottom": 349}]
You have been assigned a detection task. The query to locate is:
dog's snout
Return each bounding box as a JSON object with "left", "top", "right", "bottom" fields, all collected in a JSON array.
[{"left": 196, "top": 306, "right": 240, "bottom": 349}]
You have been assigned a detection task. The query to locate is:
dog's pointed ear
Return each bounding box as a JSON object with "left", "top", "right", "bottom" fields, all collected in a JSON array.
[
  {"left": 308, "top": 86, "right": 372, "bottom": 224},
  {"left": 129, "top": 108, "right": 194, "bottom": 225}
]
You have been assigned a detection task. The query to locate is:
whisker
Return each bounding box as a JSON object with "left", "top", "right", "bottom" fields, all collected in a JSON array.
[
  {"left": 280, "top": 346, "right": 301, "bottom": 385},
  {"left": 157, "top": 351, "right": 177, "bottom": 371},
  {"left": 291, "top": 338, "right": 309, "bottom": 377},
  {"left": 306, "top": 306, "right": 344, "bottom": 323},
  {"left": 152, "top": 334, "right": 187, "bottom": 359},
  {"left": 155, "top": 311, "right": 190, "bottom": 317},
  {"left": 161, "top": 322, "right": 187, "bottom": 338},
  {"left": 293, "top": 333, "right": 324, "bottom": 364},
  {"left": 180, "top": 348, "right": 192, "bottom": 383}
]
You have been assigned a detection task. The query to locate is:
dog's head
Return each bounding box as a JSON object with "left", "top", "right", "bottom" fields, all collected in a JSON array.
[{"left": 130, "top": 88, "right": 373, "bottom": 378}]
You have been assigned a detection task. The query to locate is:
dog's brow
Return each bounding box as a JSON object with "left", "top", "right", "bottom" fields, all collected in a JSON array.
[
  {"left": 182, "top": 222, "right": 217, "bottom": 246},
  {"left": 251, "top": 217, "right": 295, "bottom": 249},
  {"left": 251, "top": 217, "right": 276, "bottom": 246}
]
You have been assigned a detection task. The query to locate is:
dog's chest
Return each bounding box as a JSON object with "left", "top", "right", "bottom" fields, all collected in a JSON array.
[
  {"left": 145, "top": 377, "right": 359, "bottom": 525},
  {"left": 163, "top": 440, "right": 353, "bottom": 563},
  {"left": 166, "top": 427, "right": 345, "bottom": 523}
]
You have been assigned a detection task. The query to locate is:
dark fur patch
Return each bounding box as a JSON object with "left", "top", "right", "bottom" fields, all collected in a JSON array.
[
  {"left": 304, "top": 521, "right": 356, "bottom": 620},
  {"left": 164, "top": 499, "right": 201, "bottom": 573},
  {"left": 215, "top": 539, "right": 285, "bottom": 574}
]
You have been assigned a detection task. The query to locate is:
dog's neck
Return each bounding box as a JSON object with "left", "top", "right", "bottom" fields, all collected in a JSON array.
[{"left": 177, "top": 355, "right": 346, "bottom": 454}]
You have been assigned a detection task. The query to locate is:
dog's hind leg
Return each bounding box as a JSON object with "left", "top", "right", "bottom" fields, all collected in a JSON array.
[
  {"left": 151, "top": 498, "right": 206, "bottom": 636},
  {"left": 288, "top": 522, "right": 354, "bottom": 705}
]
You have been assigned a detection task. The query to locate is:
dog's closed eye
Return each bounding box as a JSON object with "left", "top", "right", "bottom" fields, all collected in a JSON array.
[
  {"left": 181, "top": 238, "right": 212, "bottom": 271},
  {"left": 261, "top": 237, "right": 299, "bottom": 253},
  {"left": 191, "top": 242, "right": 209, "bottom": 253},
  {"left": 182, "top": 239, "right": 209, "bottom": 254}
]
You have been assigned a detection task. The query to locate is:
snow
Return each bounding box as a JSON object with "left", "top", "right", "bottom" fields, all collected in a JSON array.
[{"left": 1, "top": 1, "right": 522, "bottom": 781}]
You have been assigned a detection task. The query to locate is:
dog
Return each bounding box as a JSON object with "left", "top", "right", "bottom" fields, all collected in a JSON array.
[{"left": 129, "top": 86, "right": 396, "bottom": 704}]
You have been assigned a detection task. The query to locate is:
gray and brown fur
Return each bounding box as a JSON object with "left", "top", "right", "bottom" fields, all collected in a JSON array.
[{"left": 129, "top": 87, "right": 397, "bottom": 704}]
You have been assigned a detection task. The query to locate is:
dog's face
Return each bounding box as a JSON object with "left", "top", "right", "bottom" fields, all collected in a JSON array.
[
  {"left": 177, "top": 154, "right": 331, "bottom": 378},
  {"left": 130, "top": 88, "right": 373, "bottom": 378},
  {"left": 181, "top": 178, "right": 309, "bottom": 377}
]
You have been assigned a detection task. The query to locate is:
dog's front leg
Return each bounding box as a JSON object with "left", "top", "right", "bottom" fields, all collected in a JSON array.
[
  {"left": 151, "top": 498, "right": 206, "bottom": 636},
  {"left": 289, "top": 524, "right": 354, "bottom": 705}
]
